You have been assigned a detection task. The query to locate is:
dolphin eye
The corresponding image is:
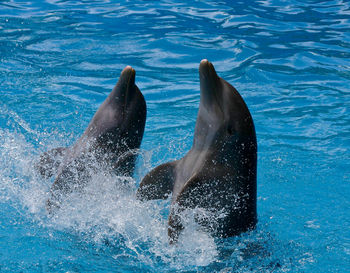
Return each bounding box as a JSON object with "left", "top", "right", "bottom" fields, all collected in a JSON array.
[{"left": 227, "top": 125, "right": 234, "bottom": 135}]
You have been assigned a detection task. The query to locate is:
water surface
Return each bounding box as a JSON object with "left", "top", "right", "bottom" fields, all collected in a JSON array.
[{"left": 0, "top": 0, "right": 349, "bottom": 272}]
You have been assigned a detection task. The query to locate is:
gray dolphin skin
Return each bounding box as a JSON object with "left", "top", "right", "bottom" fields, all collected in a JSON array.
[
  {"left": 36, "top": 66, "right": 146, "bottom": 212},
  {"left": 137, "top": 60, "right": 257, "bottom": 243}
]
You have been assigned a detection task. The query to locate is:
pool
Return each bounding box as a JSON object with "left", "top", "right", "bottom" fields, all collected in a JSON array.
[{"left": 0, "top": 0, "right": 349, "bottom": 272}]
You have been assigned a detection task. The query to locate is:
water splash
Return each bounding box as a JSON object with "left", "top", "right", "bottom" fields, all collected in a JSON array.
[
  {"left": 1, "top": 0, "right": 349, "bottom": 271},
  {"left": 0, "top": 127, "right": 221, "bottom": 270}
]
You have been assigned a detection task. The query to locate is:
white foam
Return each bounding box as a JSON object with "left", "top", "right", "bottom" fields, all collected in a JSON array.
[{"left": 0, "top": 128, "right": 219, "bottom": 269}]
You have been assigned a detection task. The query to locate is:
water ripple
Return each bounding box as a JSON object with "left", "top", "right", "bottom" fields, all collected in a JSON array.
[{"left": 0, "top": 0, "right": 349, "bottom": 272}]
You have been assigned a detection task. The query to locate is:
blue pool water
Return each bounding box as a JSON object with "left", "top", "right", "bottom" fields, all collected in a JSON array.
[{"left": 0, "top": 0, "right": 349, "bottom": 272}]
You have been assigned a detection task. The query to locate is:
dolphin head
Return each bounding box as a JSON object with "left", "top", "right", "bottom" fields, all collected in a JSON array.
[
  {"left": 194, "top": 60, "right": 256, "bottom": 163},
  {"left": 45, "top": 67, "right": 146, "bottom": 213},
  {"left": 87, "top": 66, "right": 146, "bottom": 161}
]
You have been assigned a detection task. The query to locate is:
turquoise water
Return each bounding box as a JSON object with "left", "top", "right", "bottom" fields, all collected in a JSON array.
[{"left": 1, "top": 0, "right": 349, "bottom": 272}]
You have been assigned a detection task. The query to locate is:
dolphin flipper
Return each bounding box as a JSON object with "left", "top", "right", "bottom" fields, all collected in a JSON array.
[
  {"left": 137, "top": 161, "right": 177, "bottom": 201},
  {"left": 35, "top": 147, "right": 68, "bottom": 178}
]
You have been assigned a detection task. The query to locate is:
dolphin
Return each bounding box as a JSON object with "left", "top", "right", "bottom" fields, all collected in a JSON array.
[
  {"left": 36, "top": 66, "right": 147, "bottom": 212},
  {"left": 137, "top": 60, "right": 257, "bottom": 243}
]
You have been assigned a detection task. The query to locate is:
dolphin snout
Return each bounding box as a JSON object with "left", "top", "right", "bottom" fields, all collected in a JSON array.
[
  {"left": 117, "top": 65, "right": 137, "bottom": 108},
  {"left": 199, "top": 59, "right": 217, "bottom": 80},
  {"left": 120, "top": 65, "right": 136, "bottom": 86},
  {"left": 199, "top": 59, "right": 220, "bottom": 106}
]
